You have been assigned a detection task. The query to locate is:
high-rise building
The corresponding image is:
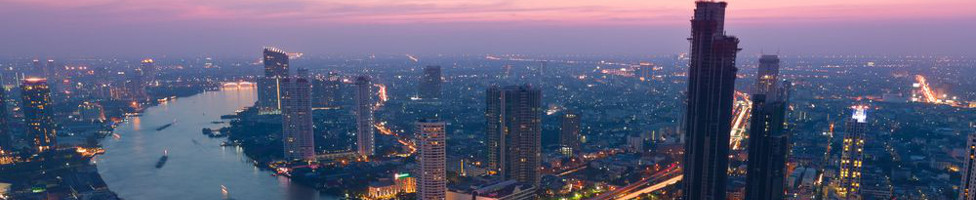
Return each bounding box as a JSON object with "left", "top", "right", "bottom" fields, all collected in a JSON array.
[
  {"left": 485, "top": 86, "right": 503, "bottom": 173},
  {"left": 837, "top": 106, "right": 868, "bottom": 199},
  {"left": 416, "top": 119, "right": 447, "bottom": 200},
  {"left": 419, "top": 66, "right": 442, "bottom": 100},
  {"left": 559, "top": 110, "right": 581, "bottom": 156},
  {"left": 257, "top": 47, "right": 290, "bottom": 112},
  {"left": 313, "top": 72, "right": 342, "bottom": 109},
  {"left": 281, "top": 78, "right": 315, "bottom": 161},
  {"left": 485, "top": 85, "right": 542, "bottom": 185},
  {"left": 682, "top": 1, "right": 740, "bottom": 199},
  {"left": 21, "top": 78, "right": 57, "bottom": 153},
  {"left": 745, "top": 55, "right": 790, "bottom": 200},
  {"left": 355, "top": 76, "right": 374, "bottom": 158},
  {"left": 756, "top": 55, "right": 781, "bottom": 98},
  {"left": 637, "top": 62, "right": 654, "bottom": 81},
  {"left": 959, "top": 132, "right": 976, "bottom": 200},
  {"left": 0, "top": 88, "right": 10, "bottom": 153}
]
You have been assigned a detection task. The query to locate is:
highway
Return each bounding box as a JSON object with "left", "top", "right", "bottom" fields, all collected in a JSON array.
[
  {"left": 730, "top": 91, "right": 752, "bottom": 150},
  {"left": 586, "top": 164, "right": 681, "bottom": 200}
]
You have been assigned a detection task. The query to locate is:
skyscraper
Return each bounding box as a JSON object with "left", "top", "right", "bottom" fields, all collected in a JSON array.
[
  {"left": 745, "top": 55, "right": 790, "bottom": 200},
  {"left": 682, "top": 2, "right": 740, "bottom": 199},
  {"left": 485, "top": 86, "right": 503, "bottom": 173},
  {"left": 756, "top": 55, "right": 781, "bottom": 98},
  {"left": 560, "top": 110, "right": 581, "bottom": 156},
  {"left": 419, "top": 65, "right": 442, "bottom": 100},
  {"left": 837, "top": 106, "right": 868, "bottom": 199},
  {"left": 281, "top": 78, "right": 315, "bottom": 161},
  {"left": 313, "top": 72, "right": 341, "bottom": 109},
  {"left": 416, "top": 119, "right": 447, "bottom": 200},
  {"left": 960, "top": 132, "right": 976, "bottom": 200},
  {"left": 355, "top": 76, "right": 374, "bottom": 158},
  {"left": 258, "top": 47, "right": 289, "bottom": 112},
  {"left": 0, "top": 88, "right": 10, "bottom": 153},
  {"left": 486, "top": 85, "right": 542, "bottom": 185},
  {"left": 21, "top": 78, "right": 57, "bottom": 153}
]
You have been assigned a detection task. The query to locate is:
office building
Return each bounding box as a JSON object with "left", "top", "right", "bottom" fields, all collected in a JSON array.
[
  {"left": 745, "top": 55, "right": 790, "bottom": 200},
  {"left": 681, "top": 1, "right": 740, "bottom": 199},
  {"left": 257, "top": 47, "right": 289, "bottom": 112},
  {"left": 417, "top": 119, "right": 447, "bottom": 200},
  {"left": 355, "top": 76, "right": 374, "bottom": 158},
  {"left": 837, "top": 106, "right": 868, "bottom": 199},
  {"left": 281, "top": 78, "right": 315, "bottom": 161},
  {"left": 419, "top": 65, "right": 442, "bottom": 100},
  {"left": 21, "top": 78, "right": 57, "bottom": 153},
  {"left": 559, "top": 110, "right": 581, "bottom": 156},
  {"left": 485, "top": 85, "right": 542, "bottom": 185}
]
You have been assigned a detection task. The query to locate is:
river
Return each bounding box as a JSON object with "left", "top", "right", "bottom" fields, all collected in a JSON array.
[{"left": 96, "top": 87, "right": 337, "bottom": 200}]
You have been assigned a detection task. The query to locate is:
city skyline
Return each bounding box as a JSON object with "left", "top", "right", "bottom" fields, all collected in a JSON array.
[{"left": 1, "top": 0, "right": 974, "bottom": 57}]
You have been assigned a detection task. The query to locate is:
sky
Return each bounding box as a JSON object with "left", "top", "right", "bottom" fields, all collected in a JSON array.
[{"left": 1, "top": 0, "right": 975, "bottom": 57}]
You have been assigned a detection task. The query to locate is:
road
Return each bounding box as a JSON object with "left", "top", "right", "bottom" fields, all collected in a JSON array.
[
  {"left": 730, "top": 91, "right": 752, "bottom": 150},
  {"left": 586, "top": 164, "right": 681, "bottom": 200}
]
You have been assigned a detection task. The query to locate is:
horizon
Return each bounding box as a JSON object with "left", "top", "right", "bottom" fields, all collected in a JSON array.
[{"left": 2, "top": 0, "right": 975, "bottom": 57}]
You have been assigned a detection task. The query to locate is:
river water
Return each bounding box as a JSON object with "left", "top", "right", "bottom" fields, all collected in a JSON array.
[{"left": 97, "top": 87, "right": 336, "bottom": 200}]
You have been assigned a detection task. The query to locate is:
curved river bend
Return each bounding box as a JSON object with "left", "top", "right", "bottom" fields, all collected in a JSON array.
[{"left": 97, "top": 88, "right": 336, "bottom": 200}]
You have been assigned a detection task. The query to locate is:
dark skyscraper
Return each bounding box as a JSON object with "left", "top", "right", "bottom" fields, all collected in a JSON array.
[
  {"left": 22, "top": 78, "right": 57, "bottom": 153},
  {"left": 0, "top": 88, "right": 10, "bottom": 153},
  {"left": 485, "top": 86, "right": 503, "bottom": 173},
  {"left": 313, "top": 72, "right": 341, "bottom": 109},
  {"left": 486, "top": 85, "right": 542, "bottom": 185},
  {"left": 419, "top": 65, "right": 442, "bottom": 100},
  {"left": 355, "top": 76, "right": 374, "bottom": 158},
  {"left": 281, "top": 78, "right": 315, "bottom": 161},
  {"left": 682, "top": 1, "right": 740, "bottom": 200},
  {"left": 559, "top": 110, "right": 581, "bottom": 156},
  {"left": 258, "top": 47, "right": 289, "bottom": 112},
  {"left": 745, "top": 55, "right": 790, "bottom": 200}
]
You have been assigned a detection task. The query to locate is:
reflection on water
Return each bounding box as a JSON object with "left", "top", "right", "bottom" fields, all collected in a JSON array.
[{"left": 98, "top": 88, "right": 336, "bottom": 200}]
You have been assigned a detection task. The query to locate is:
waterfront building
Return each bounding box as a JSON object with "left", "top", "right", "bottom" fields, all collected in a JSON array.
[
  {"left": 355, "top": 76, "right": 375, "bottom": 158},
  {"left": 257, "top": 47, "right": 289, "bottom": 113},
  {"left": 21, "top": 78, "right": 57, "bottom": 153},
  {"left": 681, "top": 1, "right": 741, "bottom": 199},
  {"left": 281, "top": 78, "right": 315, "bottom": 161},
  {"left": 417, "top": 119, "right": 447, "bottom": 200}
]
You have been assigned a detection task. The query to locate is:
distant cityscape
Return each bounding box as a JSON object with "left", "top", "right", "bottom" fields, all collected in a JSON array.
[{"left": 1, "top": 1, "right": 975, "bottom": 200}]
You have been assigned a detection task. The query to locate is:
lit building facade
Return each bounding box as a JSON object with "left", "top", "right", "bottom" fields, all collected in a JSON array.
[
  {"left": 486, "top": 85, "right": 542, "bottom": 185},
  {"left": 960, "top": 132, "right": 976, "bottom": 200},
  {"left": 682, "top": 1, "right": 740, "bottom": 199},
  {"left": 417, "top": 119, "right": 446, "bottom": 200},
  {"left": 257, "top": 47, "right": 289, "bottom": 113},
  {"left": 355, "top": 76, "right": 375, "bottom": 158},
  {"left": 21, "top": 78, "right": 57, "bottom": 153},
  {"left": 837, "top": 107, "right": 868, "bottom": 199},
  {"left": 281, "top": 78, "right": 315, "bottom": 161}
]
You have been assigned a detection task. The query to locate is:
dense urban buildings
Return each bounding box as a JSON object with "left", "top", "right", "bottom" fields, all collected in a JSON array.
[
  {"left": 313, "top": 72, "right": 342, "bottom": 109},
  {"left": 355, "top": 75, "right": 375, "bottom": 158},
  {"left": 681, "top": 1, "right": 740, "bottom": 199},
  {"left": 486, "top": 85, "right": 543, "bottom": 185},
  {"left": 21, "top": 78, "right": 58, "bottom": 153},
  {"left": 416, "top": 119, "right": 446, "bottom": 200},
  {"left": 559, "top": 110, "right": 581, "bottom": 156},
  {"left": 257, "top": 47, "right": 290, "bottom": 112},
  {"left": 0, "top": 88, "right": 9, "bottom": 154},
  {"left": 744, "top": 55, "right": 790, "bottom": 200},
  {"left": 419, "top": 65, "right": 442, "bottom": 100},
  {"left": 281, "top": 78, "right": 315, "bottom": 161},
  {"left": 837, "top": 106, "right": 869, "bottom": 199}
]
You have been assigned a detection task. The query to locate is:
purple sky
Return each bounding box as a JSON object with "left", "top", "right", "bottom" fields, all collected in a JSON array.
[{"left": 2, "top": 0, "right": 974, "bottom": 57}]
